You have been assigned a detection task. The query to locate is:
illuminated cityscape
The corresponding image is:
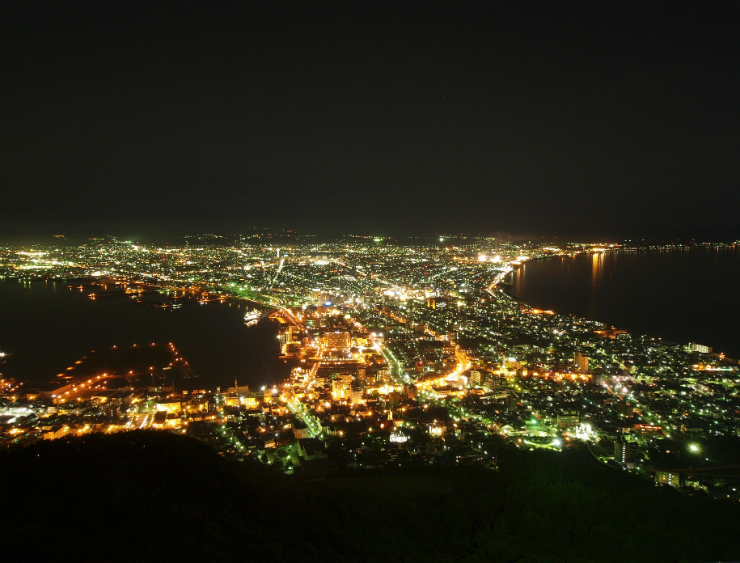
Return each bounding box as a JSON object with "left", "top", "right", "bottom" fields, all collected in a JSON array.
[
  {"left": 2, "top": 1, "right": 739, "bottom": 560},
  {"left": 2, "top": 235, "right": 738, "bottom": 497}
]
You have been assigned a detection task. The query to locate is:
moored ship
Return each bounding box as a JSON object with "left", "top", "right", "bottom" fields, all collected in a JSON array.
[{"left": 244, "top": 309, "right": 264, "bottom": 326}]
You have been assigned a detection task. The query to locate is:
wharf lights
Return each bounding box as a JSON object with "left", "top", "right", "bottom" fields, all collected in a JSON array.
[{"left": 689, "top": 443, "right": 700, "bottom": 453}]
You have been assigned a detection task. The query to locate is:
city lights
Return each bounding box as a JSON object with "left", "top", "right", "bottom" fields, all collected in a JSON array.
[{"left": 0, "top": 235, "right": 737, "bottom": 493}]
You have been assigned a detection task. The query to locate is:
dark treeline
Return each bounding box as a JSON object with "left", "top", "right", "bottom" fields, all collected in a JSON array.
[{"left": 2, "top": 431, "right": 739, "bottom": 562}]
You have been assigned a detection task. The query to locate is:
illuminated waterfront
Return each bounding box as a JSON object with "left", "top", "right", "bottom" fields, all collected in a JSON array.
[
  {"left": 2, "top": 2, "right": 739, "bottom": 560},
  {"left": 510, "top": 247, "right": 740, "bottom": 358},
  {"left": 1, "top": 237, "right": 738, "bottom": 497},
  {"left": 0, "top": 278, "right": 290, "bottom": 389}
]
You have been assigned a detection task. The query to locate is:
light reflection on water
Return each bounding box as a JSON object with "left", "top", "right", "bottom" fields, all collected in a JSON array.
[
  {"left": 0, "top": 278, "right": 292, "bottom": 389},
  {"left": 589, "top": 252, "right": 603, "bottom": 317},
  {"left": 511, "top": 247, "right": 740, "bottom": 357}
]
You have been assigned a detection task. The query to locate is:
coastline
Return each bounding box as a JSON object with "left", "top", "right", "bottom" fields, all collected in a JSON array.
[
  {"left": 500, "top": 246, "right": 739, "bottom": 359},
  {"left": 0, "top": 278, "right": 287, "bottom": 389}
]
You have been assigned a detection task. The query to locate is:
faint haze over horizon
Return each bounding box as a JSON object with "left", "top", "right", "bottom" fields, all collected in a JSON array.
[{"left": 1, "top": 2, "right": 738, "bottom": 240}]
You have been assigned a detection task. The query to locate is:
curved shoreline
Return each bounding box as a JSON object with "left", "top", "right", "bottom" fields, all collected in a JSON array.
[
  {"left": 498, "top": 247, "right": 738, "bottom": 357},
  {"left": 0, "top": 278, "right": 287, "bottom": 388}
]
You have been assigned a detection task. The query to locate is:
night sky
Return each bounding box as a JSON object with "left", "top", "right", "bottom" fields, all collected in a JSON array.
[{"left": 1, "top": 1, "right": 738, "bottom": 240}]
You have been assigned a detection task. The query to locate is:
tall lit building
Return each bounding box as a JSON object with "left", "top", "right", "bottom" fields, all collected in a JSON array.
[
  {"left": 614, "top": 439, "right": 630, "bottom": 465},
  {"left": 574, "top": 351, "right": 589, "bottom": 372}
]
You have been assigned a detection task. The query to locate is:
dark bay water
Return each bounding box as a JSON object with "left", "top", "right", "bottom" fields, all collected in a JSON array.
[
  {"left": 0, "top": 279, "right": 291, "bottom": 389},
  {"left": 510, "top": 247, "right": 740, "bottom": 358}
]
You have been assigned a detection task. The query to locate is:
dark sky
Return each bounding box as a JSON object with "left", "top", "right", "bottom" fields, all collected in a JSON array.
[{"left": 1, "top": 1, "right": 738, "bottom": 240}]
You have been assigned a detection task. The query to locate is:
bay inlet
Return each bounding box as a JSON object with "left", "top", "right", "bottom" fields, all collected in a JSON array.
[
  {"left": 0, "top": 278, "right": 292, "bottom": 390},
  {"left": 508, "top": 246, "right": 740, "bottom": 358}
]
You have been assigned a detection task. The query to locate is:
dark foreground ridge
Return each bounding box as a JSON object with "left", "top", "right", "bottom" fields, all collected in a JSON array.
[{"left": 3, "top": 431, "right": 739, "bottom": 563}]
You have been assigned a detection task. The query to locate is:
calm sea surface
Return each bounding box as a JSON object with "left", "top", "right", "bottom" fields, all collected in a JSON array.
[
  {"left": 0, "top": 279, "right": 291, "bottom": 389},
  {"left": 509, "top": 247, "right": 740, "bottom": 358}
]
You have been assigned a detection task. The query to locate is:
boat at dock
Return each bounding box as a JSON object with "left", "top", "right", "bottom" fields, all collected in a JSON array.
[{"left": 244, "top": 309, "right": 264, "bottom": 326}]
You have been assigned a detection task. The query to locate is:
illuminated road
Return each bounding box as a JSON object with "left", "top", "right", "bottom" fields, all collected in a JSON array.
[
  {"left": 287, "top": 398, "right": 322, "bottom": 437},
  {"left": 374, "top": 342, "right": 404, "bottom": 384}
]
